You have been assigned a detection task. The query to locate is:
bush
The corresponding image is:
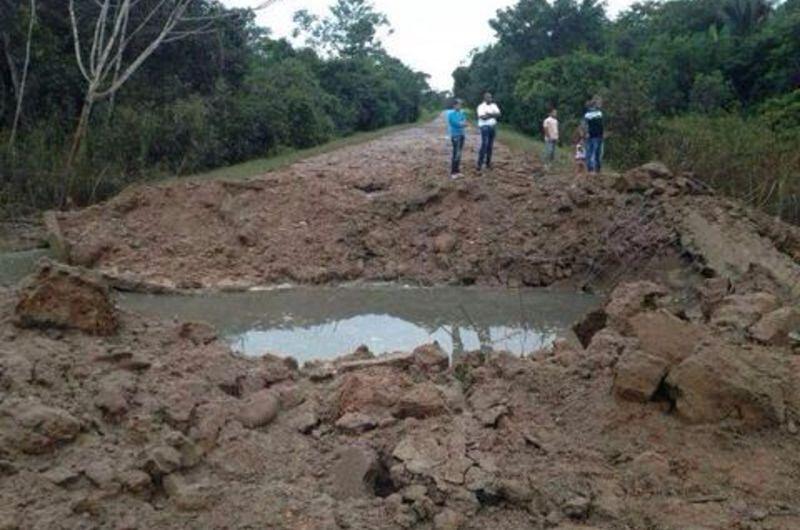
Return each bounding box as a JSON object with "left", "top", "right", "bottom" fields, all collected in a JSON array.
[{"left": 642, "top": 114, "right": 800, "bottom": 222}]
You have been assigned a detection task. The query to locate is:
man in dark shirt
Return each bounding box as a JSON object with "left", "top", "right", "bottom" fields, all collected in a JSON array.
[{"left": 583, "top": 96, "right": 604, "bottom": 174}]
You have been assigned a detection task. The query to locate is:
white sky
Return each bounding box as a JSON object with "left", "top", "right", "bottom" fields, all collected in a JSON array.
[{"left": 222, "top": 0, "right": 637, "bottom": 90}]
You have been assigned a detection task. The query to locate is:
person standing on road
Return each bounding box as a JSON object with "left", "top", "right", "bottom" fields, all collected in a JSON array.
[
  {"left": 446, "top": 99, "right": 468, "bottom": 179},
  {"left": 476, "top": 92, "right": 501, "bottom": 172},
  {"left": 583, "top": 96, "right": 604, "bottom": 174},
  {"left": 542, "top": 108, "right": 559, "bottom": 170}
]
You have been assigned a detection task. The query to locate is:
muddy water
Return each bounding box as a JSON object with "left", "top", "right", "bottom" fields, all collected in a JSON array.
[
  {"left": 119, "top": 286, "right": 598, "bottom": 362},
  {"left": 0, "top": 249, "right": 51, "bottom": 286}
]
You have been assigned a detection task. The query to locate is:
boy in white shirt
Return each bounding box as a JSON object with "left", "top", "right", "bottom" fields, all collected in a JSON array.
[
  {"left": 542, "top": 108, "right": 559, "bottom": 170},
  {"left": 476, "top": 92, "right": 501, "bottom": 171}
]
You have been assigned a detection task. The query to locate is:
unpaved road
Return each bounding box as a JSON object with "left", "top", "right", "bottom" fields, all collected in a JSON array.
[
  {"left": 2, "top": 120, "right": 800, "bottom": 530},
  {"left": 53, "top": 121, "right": 682, "bottom": 292}
]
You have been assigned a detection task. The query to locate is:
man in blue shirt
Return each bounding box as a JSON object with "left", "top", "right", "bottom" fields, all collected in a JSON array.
[
  {"left": 447, "top": 99, "right": 468, "bottom": 178},
  {"left": 583, "top": 96, "right": 604, "bottom": 174}
]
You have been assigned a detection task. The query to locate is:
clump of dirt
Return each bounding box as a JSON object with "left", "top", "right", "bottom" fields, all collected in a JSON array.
[{"left": 1, "top": 259, "right": 799, "bottom": 529}]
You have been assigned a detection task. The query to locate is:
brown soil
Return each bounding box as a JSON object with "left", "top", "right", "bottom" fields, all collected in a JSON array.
[{"left": 2, "top": 122, "right": 800, "bottom": 529}]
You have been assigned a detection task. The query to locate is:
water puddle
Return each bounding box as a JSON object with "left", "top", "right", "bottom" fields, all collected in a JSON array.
[
  {"left": 0, "top": 249, "right": 51, "bottom": 287},
  {"left": 119, "top": 286, "right": 598, "bottom": 362}
]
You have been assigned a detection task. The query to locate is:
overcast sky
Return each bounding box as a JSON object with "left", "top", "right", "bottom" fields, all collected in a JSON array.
[{"left": 222, "top": 0, "right": 637, "bottom": 90}]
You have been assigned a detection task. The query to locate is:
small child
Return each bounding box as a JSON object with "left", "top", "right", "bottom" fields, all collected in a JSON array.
[{"left": 573, "top": 126, "right": 586, "bottom": 175}]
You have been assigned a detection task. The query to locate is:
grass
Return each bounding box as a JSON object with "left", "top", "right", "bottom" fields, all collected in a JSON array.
[
  {"left": 189, "top": 112, "right": 439, "bottom": 182},
  {"left": 498, "top": 127, "right": 577, "bottom": 173}
]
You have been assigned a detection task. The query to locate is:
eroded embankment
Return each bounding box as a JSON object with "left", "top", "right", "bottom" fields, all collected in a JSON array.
[{"left": 47, "top": 121, "right": 800, "bottom": 295}]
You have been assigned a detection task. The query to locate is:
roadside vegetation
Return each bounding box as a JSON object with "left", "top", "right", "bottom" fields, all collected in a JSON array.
[
  {"left": 0, "top": 0, "right": 444, "bottom": 216},
  {"left": 454, "top": 0, "right": 800, "bottom": 222}
]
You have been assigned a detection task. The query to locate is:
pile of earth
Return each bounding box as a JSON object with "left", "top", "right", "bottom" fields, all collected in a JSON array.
[
  {"left": 45, "top": 122, "right": 800, "bottom": 293},
  {"left": 1, "top": 254, "right": 799, "bottom": 529}
]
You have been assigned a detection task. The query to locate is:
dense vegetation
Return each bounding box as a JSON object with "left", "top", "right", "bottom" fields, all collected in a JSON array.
[
  {"left": 455, "top": 0, "right": 800, "bottom": 222},
  {"left": 0, "top": 0, "right": 436, "bottom": 213}
]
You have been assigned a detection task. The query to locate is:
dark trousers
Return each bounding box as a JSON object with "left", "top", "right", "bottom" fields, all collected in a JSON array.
[
  {"left": 478, "top": 125, "right": 496, "bottom": 169},
  {"left": 451, "top": 135, "right": 465, "bottom": 174}
]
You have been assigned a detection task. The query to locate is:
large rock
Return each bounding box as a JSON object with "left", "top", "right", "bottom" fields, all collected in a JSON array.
[
  {"left": 330, "top": 445, "right": 380, "bottom": 500},
  {"left": 237, "top": 390, "right": 280, "bottom": 429},
  {"left": 573, "top": 308, "right": 608, "bottom": 349},
  {"left": 605, "top": 282, "right": 668, "bottom": 333},
  {"left": 0, "top": 398, "right": 81, "bottom": 455},
  {"left": 412, "top": 343, "right": 450, "bottom": 373},
  {"left": 710, "top": 292, "right": 779, "bottom": 331},
  {"left": 613, "top": 349, "right": 669, "bottom": 403},
  {"left": 665, "top": 340, "right": 794, "bottom": 427},
  {"left": 749, "top": 307, "right": 800, "bottom": 346},
  {"left": 627, "top": 310, "right": 704, "bottom": 365},
  {"left": 336, "top": 369, "right": 412, "bottom": 418},
  {"left": 14, "top": 260, "right": 118, "bottom": 335},
  {"left": 394, "top": 382, "right": 447, "bottom": 419}
]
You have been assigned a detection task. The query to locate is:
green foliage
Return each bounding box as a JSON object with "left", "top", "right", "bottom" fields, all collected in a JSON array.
[
  {"left": 0, "top": 1, "right": 430, "bottom": 212},
  {"left": 454, "top": 0, "right": 800, "bottom": 222},
  {"left": 689, "top": 71, "right": 739, "bottom": 113},
  {"left": 293, "top": 0, "right": 390, "bottom": 58}
]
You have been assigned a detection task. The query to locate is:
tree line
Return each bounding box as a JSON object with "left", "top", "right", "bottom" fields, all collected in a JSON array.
[
  {"left": 454, "top": 0, "right": 800, "bottom": 222},
  {"left": 0, "top": 0, "right": 438, "bottom": 213}
]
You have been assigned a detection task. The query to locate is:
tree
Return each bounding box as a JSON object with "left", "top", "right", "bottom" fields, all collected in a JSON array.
[
  {"left": 720, "top": 0, "right": 773, "bottom": 35},
  {"left": 2, "top": 0, "right": 36, "bottom": 155},
  {"left": 293, "top": 0, "right": 390, "bottom": 58},
  {"left": 65, "top": 0, "right": 261, "bottom": 178}
]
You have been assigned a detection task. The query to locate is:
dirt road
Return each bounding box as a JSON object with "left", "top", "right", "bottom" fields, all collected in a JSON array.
[
  {"left": 52, "top": 120, "right": 685, "bottom": 292},
  {"left": 2, "top": 121, "right": 800, "bottom": 529}
]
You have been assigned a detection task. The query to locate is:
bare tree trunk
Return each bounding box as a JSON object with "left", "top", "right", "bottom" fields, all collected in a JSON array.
[
  {"left": 1, "top": 32, "right": 19, "bottom": 97},
  {"left": 66, "top": 93, "right": 94, "bottom": 173},
  {"left": 8, "top": 0, "right": 36, "bottom": 155}
]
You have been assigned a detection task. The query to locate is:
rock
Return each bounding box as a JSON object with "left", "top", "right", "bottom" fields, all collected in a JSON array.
[
  {"left": 94, "top": 371, "right": 136, "bottom": 418},
  {"left": 433, "top": 509, "right": 465, "bottom": 530},
  {"left": 144, "top": 445, "right": 182, "bottom": 477},
  {"left": 394, "top": 382, "right": 447, "bottom": 419},
  {"left": 613, "top": 349, "right": 670, "bottom": 403},
  {"left": 177, "top": 321, "right": 217, "bottom": 346},
  {"left": 330, "top": 446, "right": 380, "bottom": 500},
  {"left": 613, "top": 171, "right": 651, "bottom": 194},
  {"left": 14, "top": 260, "right": 118, "bottom": 335},
  {"left": 585, "top": 328, "right": 635, "bottom": 369},
  {"left": 749, "top": 307, "right": 800, "bottom": 346},
  {"left": 336, "top": 369, "right": 411, "bottom": 417},
  {"left": 562, "top": 496, "right": 591, "bottom": 520},
  {"left": 433, "top": 233, "right": 457, "bottom": 254},
  {"left": 43, "top": 466, "right": 80, "bottom": 486},
  {"left": 238, "top": 390, "right": 280, "bottom": 429},
  {"left": 119, "top": 469, "right": 152, "bottom": 494},
  {"left": 628, "top": 310, "right": 704, "bottom": 365},
  {"left": 698, "top": 277, "right": 733, "bottom": 318},
  {"left": 337, "top": 351, "right": 416, "bottom": 373},
  {"left": 605, "top": 281, "right": 668, "bottom": 333},
  {"left": 573, "top": 308, "right": 608, "bottom": 349},
  {"left": 711, "top": 292, "right": 780, "bottom": 331},
  {"left": 0, "top": 399, "right": 81, "bottom": 454},
  {"left": 666, "top": 340, "right": 792, "bottom": 427},
  {"left": 163, "top": 474, "right": 215, "bottom": 511},
  {"left": 84, "top": 460, "right": 118, "bottom": 489},
  {"left": 335, "top": 412, "right": 378, "bottom": 433},
  {"left": 412, "top": 343, "right": 449, "bottom": 373},
  {"left": 639, "top": 161, "right": 673, "bottom": 180},
  {"left": 291, "top": 410, "right": 320, "bottom": 434},
  {"left": 304, "top": 361, "right": 336, "bottom": 382}
]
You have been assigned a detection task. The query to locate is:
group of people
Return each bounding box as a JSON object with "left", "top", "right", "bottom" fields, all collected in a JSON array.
[{"left": 446, "top": 93, "right": 605, "bottom": 179}]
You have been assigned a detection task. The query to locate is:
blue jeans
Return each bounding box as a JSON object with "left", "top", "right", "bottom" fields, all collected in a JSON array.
[
  {"left": 478, "top": 126, "right": 496, "bottom": 169},
  {"left": 544, "top": 139, "right": 557, "bottom": 164},
  {"left": 586, "top": 137, "right": 603, "bottom": 173},
  {"left": 451, "top": 135, "right": 465, "bottom": 174}
]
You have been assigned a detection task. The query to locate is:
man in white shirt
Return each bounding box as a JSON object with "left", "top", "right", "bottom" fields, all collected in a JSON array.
[
  {"left": 476, "top": 92, "right": 501, "bottom": 171},
  {"left": 542, "top": 108, "right": 559, "bottom": 170}
]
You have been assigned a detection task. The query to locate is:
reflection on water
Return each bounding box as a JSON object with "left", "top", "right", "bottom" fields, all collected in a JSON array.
[
  {"left": 120, "top": 285, "right": 598, "bottom": 363},
  {"left": 0, "top": 249, "right": 51, "bottom": 286}
]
